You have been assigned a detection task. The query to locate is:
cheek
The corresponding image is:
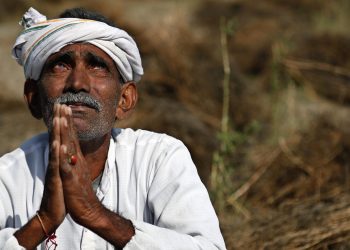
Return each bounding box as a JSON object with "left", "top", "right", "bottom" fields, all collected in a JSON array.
[
  {"left": 39, "top": 78, "right": 65, "bottom": 99},
  {"left": 93, "top": 80, "right": 120, "bottom": 102}
]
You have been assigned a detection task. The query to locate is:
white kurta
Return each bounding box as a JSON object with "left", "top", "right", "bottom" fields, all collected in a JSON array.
[{"left": 0, "top": 128, "right": 226, "bottom": 250}]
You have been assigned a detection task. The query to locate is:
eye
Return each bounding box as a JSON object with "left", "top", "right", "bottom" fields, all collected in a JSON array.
[
  {"left": 88, "top": 62, "right": 110, "bottom": 77},
  {"left": 89, "top": 62, "right": 108, "bottom": 71},
  {"left": 86, "top": 54, "right": 110, "bottom": 73},
  {"left": 51, "top": 61, "right": 69, "bottom": 72},
  {"left": 92, "top": 65, "right": 106, "bottom": 70}
]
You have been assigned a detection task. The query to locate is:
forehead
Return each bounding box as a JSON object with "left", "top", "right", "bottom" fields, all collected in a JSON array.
[{"left": 47, "top": 42, "right": 114, "bottom": 63}]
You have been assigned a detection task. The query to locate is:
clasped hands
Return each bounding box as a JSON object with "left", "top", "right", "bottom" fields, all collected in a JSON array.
[{"left": 39, "top": 103, "right": 103, "bottom": 234}]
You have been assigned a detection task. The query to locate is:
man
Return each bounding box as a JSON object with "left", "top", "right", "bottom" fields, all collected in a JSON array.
[{"left": 0, "top": 7, "right": 226, "bottom": 249}]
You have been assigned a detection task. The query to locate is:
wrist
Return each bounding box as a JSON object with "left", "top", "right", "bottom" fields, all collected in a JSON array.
[
  {"left": 73, "top": 201, "right": 105, "bottom": 227},
  {"left": 88, "top": 208, "right": 135, "bottom": 248},
  {"left": 14, "top": 211, "right": 57, "bottom": 249},
  {"left": 37, "top": 210, "right": 61, "bottom": 234},
  {"left": 35, "top": 212, "right": 58, "bottom": 249}
]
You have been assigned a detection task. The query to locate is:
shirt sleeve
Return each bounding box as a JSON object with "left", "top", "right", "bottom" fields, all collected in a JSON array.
[
  {"left": 0, "top": 229, "right": 24, "bottom": 250},
  {"left": 124, "top": 141, "right": 226, "bottom": 250},
  {"left": 0, "top": 192, "right": 24, "bottom": 250}
]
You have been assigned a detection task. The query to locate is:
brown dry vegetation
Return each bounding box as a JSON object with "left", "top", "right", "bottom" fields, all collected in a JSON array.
[{"left": 1, "top": 0, "right": 350, "bottom": 249}]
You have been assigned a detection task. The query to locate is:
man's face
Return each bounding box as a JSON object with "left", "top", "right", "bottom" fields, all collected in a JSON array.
[{"left": 38, "top": 43, "right": 122, "bottom": 141}]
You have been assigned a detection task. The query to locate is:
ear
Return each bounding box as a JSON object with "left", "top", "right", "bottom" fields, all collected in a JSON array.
[
  {"left": 24, "top": 79, "right": 43, "bottom": 119},
  {"left": 115, "top": 82, "right": 138, "bottom": 121}
]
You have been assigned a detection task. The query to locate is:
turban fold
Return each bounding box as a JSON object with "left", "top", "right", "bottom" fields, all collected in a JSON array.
[{"left": 12, "top": 7, "right": 144, "bottom": 82}]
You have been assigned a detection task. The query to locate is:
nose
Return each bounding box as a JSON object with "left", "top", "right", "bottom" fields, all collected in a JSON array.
[{"left": 65, "top": 63, "right": 91, "bottom": 93}]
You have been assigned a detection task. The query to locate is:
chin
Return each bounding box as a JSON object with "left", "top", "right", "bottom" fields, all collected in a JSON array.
[
  {"left": 76, "top": 129, "right": 111, "bottom": 141},
  {"left": 76, "top": 132, "right": 99, "bottom": 141}
]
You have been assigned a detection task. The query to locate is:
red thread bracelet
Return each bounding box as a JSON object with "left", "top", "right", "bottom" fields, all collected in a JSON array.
[{"left": 36, "top": 212, "right": 57, "bottom": 250}]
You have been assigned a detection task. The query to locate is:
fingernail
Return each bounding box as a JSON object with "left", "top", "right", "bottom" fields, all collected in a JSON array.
[
  {"left": 52, "top": 140, "right": 58, "bottom": 149},
  {"left": 53, "top": 117, "right": 58, "bottom": 126},
  {"left": 61, "top": 145, "right": 67, "bottom": 154}
]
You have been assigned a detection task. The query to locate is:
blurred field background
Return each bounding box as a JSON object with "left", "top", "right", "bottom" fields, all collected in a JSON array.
[{"left": 1, "top": 0, "right": 350, "bottom": 248}]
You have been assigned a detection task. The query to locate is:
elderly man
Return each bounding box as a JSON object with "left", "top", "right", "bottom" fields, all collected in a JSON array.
[{"left": 0, "top": 7, "right": 226, "bottom": 250}]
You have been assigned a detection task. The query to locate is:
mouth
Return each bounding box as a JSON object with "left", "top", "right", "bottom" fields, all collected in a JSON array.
[
  {"left": 59, "top": 103, "right": 95, "bottom": 116},
  {"left": 63, "top": 102, "right": 96, "bottom": 110}
]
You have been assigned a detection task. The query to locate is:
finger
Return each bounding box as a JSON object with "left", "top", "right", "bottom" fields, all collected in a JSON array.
[
  {"left": 50, "top": 117, "right": 60, "bottom": 166},
  {"left": 59, "top": 105, "right": 77, "bottom": 154},
  {"left": 59, "top": 143, "right": 72, "bottom": 175},
  {"left": 48, "top": 104, "right": 61, "bottom": 174},
  {"left": 47, "top": 139, "right": 60, "bottom": 179},
  {"left": 59, "top": 105, "right": 77, "bottom": 173},
  {"left": 65, "top": 105, "right": 81, "bottom": 154},
  {"left": 49, "top": 104, "right": 61, "bottom": 145}
]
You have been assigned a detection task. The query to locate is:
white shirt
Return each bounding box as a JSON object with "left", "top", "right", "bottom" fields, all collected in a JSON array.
[{"left": 0, "top": 128, "right": 226, "bottom": 250}]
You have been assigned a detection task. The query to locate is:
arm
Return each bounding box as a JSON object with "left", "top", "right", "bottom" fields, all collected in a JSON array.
[
  {"left": 1, "top": 104, "right": 133, "bottom": 249},
  {"left": 13, "top": 104, "right": 66, "bottom": 249},
  {"left": 56, "top": 104, "right": 135, "bottom": 248},
  {"left": 122, "top": 142, "right": 227, "bottom": 250},
  {"left": 60, "top": 140, "right": 225, "bottom": 250}
]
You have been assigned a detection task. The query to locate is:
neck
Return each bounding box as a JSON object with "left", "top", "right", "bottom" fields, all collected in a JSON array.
[{"left": 79, "top": 132, "right": 111, "bottom": 180}]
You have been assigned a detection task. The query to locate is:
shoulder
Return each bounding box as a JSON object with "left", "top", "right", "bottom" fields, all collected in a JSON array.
[
  {"left": 0, "top": 133, "right": 48, "bottom": 223},
  {"left": 112, "top": 128, "right": 195, "bottom": 179},
  {"left": 0, "top": 132, "right": 49, "bottom": 176},
  {"left": 20, "top": 132, "right": 49, "bottom": 152},
  {"left": 112, "top": 128, "right": 184, "bottom": 151}
]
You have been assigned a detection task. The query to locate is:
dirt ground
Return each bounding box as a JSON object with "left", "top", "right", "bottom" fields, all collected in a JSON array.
[{"left": 2, "top": 0, "right": 350, "bottom": 249}]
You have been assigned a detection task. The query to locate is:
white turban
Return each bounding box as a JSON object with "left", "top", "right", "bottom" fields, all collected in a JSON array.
[{"left": 12, "top": 7, "right": 144, "bottom": 82}]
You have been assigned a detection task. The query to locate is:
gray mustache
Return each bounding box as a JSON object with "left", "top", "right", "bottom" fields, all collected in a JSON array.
[{"left": 52, "top": 92, "right": 102, "bottom": 112}]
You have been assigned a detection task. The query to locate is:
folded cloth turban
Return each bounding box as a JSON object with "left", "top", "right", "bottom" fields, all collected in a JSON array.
[{"left": 12, "top": 7, "right": 144, "bottom": 82}]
